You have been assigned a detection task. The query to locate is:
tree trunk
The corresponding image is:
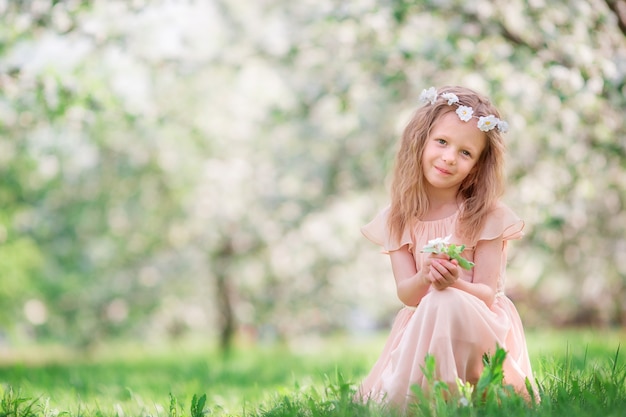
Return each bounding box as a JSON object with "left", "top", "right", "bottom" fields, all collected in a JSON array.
[{"left": 214, "top": 241, "right": 236, "bottom": 354}]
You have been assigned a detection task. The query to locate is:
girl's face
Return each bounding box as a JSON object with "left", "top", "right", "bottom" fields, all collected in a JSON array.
[{"left": 421, "top": 111, "right": 486, "bottom": 194}]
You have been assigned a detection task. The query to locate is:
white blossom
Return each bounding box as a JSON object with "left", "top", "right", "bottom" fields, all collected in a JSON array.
[
  {"left": 419, "top": 87, "right": 438, "bottom": 105},
  {"left": 497, "top": 119, "right": 509, "bottom": 133},
  {"left": 441, "top": 92, "right": 459, "bottom": 105},
  {"left": 477, "top": 115, "right": 499, "bottom": 131},
  {"left": 456, "top": 105, "right": 474, "bottom": 122},
  {"left": 423, "top": 234, "right": 452, "bottom": 253}
]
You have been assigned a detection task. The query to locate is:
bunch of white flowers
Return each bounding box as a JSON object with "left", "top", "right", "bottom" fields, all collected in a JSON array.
[{"left": 421, "top": 235, "right": 475, "bottom": 270}]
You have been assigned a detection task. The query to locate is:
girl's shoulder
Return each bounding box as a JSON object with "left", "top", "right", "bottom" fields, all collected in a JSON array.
[
  {"left": 362, "top": 205, "right": 459, "bottom": 253},
  {"left": 476, "top": 202, "right": 524, "bottom": 242},
  {"left": 488, "top": 201, "right": 519, "bottom": 218}
]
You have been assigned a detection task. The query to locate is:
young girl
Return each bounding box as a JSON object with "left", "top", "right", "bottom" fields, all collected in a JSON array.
[{"left": 357, "top": 86, "right": 536, "bottom": 409}]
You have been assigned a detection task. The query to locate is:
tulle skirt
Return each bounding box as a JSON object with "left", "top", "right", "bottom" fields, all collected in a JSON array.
[{"left": 357, "top": 287, "right": 535, "bottom": 409}]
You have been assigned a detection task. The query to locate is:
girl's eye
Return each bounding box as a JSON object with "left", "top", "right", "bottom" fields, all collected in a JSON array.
[
  {"left": 436, "top": 139, "right": 446, "bottom": 145},
  {"left": 461, "top": 150, "right": 472, "bottom": 157}
]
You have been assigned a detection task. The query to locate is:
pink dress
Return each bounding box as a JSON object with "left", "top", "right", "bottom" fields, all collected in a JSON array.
[{"left": 358, "top": 203, "right": 535, "bottom": 408}]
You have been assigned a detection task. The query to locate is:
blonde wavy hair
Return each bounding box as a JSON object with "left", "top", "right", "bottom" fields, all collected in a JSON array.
[{"left": 389, "top": 86, "right": 506, "bottom": 243}]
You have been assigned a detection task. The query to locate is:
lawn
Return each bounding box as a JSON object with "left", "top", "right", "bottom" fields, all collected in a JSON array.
[{"left": 0, "top": 327, "right": 624, "bottom": 416}]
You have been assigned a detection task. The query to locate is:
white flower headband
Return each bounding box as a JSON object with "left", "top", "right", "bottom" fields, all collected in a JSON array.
[{"left": 419, "top": 87, "right": 509, "bottom": 133}]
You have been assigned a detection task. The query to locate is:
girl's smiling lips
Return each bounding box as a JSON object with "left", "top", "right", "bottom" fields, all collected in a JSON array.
[{"left": 435, "top": 166, "right": 453, "bottom": 175}]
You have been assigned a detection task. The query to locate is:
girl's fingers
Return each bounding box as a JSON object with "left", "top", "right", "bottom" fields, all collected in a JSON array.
[
  {"left": 431, "top": 259, "right": 452, "bottom": 276},
  {"left": 430, "top": 259, "right": 458, "bottom": 287}
]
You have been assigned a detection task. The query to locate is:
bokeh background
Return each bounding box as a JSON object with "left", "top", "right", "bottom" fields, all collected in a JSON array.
[{"left": 1, "top": 0, "right": 625, "bottom": 353}]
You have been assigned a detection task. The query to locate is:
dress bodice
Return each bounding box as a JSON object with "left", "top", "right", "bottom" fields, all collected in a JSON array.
[{"left": 361, "top": 204, "right": 524, "bottom": 293}]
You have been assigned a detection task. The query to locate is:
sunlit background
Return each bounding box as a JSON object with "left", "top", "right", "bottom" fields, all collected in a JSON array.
[{"left": 1, "top": 0, "right": 625, "bottom": 353}]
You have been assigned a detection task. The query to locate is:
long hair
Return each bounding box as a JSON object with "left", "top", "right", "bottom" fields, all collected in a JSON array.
[{"left": 388, "top": 86, "right": 506, "bottom": 243}]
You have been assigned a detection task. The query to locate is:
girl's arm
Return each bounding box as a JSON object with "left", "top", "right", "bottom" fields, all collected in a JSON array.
[
  {"left": 450, "top": 236, "right": 502, "bottom": 307},
  {"left": 390, "top": 245, "right": 431, "bottom": 307}
]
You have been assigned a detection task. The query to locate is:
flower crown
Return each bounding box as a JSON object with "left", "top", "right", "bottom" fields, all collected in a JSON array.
[{"left": 419, "top": 87, "right": 509, "bottom": 133}]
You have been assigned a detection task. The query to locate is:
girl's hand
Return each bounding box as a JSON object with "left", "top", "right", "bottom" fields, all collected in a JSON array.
[{"left": 424, "top": 254, "right": 459, "bottom": 290}]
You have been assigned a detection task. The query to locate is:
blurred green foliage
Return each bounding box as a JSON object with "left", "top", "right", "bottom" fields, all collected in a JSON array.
[{"left": 0, "top": 0, "right": 625, "bottom": 348}]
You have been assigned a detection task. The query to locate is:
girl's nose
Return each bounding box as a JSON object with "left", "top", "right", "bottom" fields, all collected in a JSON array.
[{"left": 442, "top": 150, "right": 456, "bottom": 165}]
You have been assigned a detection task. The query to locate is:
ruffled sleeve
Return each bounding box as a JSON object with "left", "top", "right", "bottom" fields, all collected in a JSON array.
[
  {"left": 477, "top": 203, "right": 525, "bottom": 243},
  {"left": 361, "top": 206, "right": 414, "bottom": 253}
]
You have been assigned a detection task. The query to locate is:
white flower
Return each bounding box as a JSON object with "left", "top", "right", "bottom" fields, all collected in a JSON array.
[
  {"left": 477, "top": 115, "right": 499, "bottom": 131},
  {"left": 419, "top": 87, "right": 438, "bottom": 105},
  {"left": 441, "top": 92, "right": 459, "bottom": 105},
  {"left": 456, "top": 105, "right": 474, "bottom": 122},
  {"left": 423, "top": 234, "right": 452, "bottom": 253},
  {"left": 497, "top": 119, "right": 509, "bottom": 133}
]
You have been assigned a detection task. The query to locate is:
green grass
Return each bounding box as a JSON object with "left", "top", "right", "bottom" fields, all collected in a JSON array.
[{"left": 0, "top": 328, "right": 624, "bottom": 416}]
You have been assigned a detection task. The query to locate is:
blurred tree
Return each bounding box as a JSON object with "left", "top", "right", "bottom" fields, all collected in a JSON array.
[
  {"left": 1, "top": 0, "right": 194, "bottom": 347},
  {"left": 0, "top": 0, "right": 625, "bottom": 351},
  {"left": 221, "top": 0, "right": 626, "bottom": 331}
]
